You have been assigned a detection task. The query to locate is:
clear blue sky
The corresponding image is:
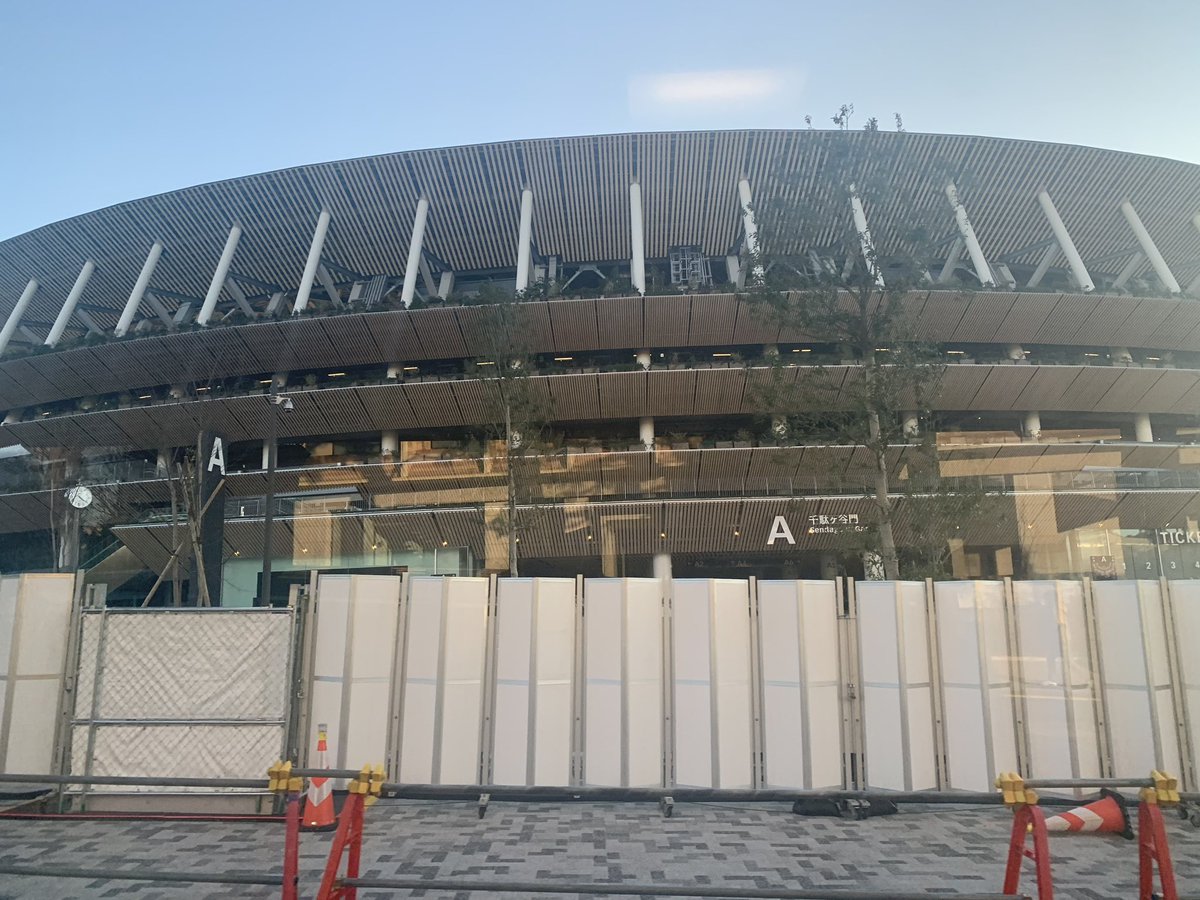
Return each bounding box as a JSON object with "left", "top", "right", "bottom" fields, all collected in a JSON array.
[{"left": 2, "top": 0, "right": 1198, "bottom": 240}]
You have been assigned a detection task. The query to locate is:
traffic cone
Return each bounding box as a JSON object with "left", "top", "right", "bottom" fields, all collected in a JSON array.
[
  {"left": 302, "top": 723, "right": 336, "bottom": 832},
  {"left": 1044, "top": 789, "right": 1133, "bottom": 839}
]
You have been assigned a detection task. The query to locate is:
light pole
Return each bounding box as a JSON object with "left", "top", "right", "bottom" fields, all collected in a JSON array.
[{"left": 259, "top": 393, "right": 293, "bottom": 607}]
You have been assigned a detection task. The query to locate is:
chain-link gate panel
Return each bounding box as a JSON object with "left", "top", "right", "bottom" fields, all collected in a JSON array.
[{"left": 68, "top": 608, "right": 296, "bottom": 797}]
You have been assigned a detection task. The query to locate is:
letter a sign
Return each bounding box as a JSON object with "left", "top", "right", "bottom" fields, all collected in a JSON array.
[
  {"left": 767, "top": 515, "right": 795, "bottom": 546},
  {"left": 207, "top": 435, "right": 226, "bottom": 475}
]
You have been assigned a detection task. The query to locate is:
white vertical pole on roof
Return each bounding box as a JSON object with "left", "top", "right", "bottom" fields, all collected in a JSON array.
[
  {"left": 945, "top": 183, "right": 993, "bottom": 287},
  {"left": 0, "top": 279, "right": 39, "bottom": 356},
  {"left": 1119, "top": 200, "right": 1180, "bottom": 294},
  {"left": 114, "top": 241, "right": 164, "bottom": 336},
  {"left": 629, "top": 180, "right": 646, "bottom": 295},
  {"left": 736, "top": 177, "right": 764, "bottom": 284},
  {"left": 400, "top": 197, "right": 429, "bottom": 308},
  {"left": 515, "top": 187, "right": 534, "bottom": 292},
  {"left": 848, "top": 185, "right": 885, "bottom": 288},
  {"left": 292, "top": 209, "right": 331, "bottom": 314},
  {"left": 197, "top": 224, "right": 243, "bottom": 326},
  {"left": 45, "top": 260, "right": 95, "bottom": 347},
  {"left": 1035, "top": 190, "right": 1094, "bottom": 292},
  {"left": 628, "top": 181, "right": 648, "bottom": 296}
]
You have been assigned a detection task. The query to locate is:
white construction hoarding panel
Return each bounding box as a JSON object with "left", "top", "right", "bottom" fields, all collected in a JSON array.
[
  {"left": 756, "top": 580, "right": 842, "bottom": 788},
  {"left": 856, "top": 582, "right": 937, "bottom": 791},
  {"left": 398, "top": 577, "right": 489, "bottom": 784},
  {"left": 309, "top": 575, "right": 402, "bottom": 772},
  {"left": 0, "top": 574, "right": 75, "bottom": 774},
  {"left": 933, "top": 581, "right": 1019, "bottom": 792},
  {"left": 671, "top": 580, "right": 754, "bottom": 789},
  {"left": 69, "top": 608, "right": 293, "bottom": 791},
  {"left": 1091, "top": 581, "right": 1180, "bottom": 777},
  {"left": 582, "top": 579, "right": 663, "bottom": 787},
  {"left": 1168, "top": 581, "right": 1200, "bottom": 788},
  {"left": 1012, "top": 581, "right": 1101, "bottom": 780},
  {"left": 491, "top": 578, "right": 576, "bottom": 785}
]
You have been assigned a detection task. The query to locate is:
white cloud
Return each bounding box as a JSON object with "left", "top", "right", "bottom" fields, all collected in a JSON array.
[{"left": 628, "top": 68, "right": 803, "bottom": 119}]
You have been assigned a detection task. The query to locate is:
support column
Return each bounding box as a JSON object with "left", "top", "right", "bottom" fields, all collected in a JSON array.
[
  {"left": 726, "top": 254, "right": 743, "bottom": 290},
  {"left": 902, "top": 411, "right": 919, "bottom": 438},
  {"left": 653, "top": 552, "right": 672, "bottom": 583},
  {"left": 1035, "top": 191, "right": 1094, "bottom": 292},
  {"left": 937, "top": 237, "right": 964, "bottom": 283},
  {"left": 629, "top": 181, "right": 646, "bottom": 295},
  {"left": 400, "top": 198, "right": 430, "bottom": 308},
  {"left": 386, "top": 363, "right": 402, "bottom": 379},
  {"left": 945, "top": 183, "right": 993, "bottom": 287},
  {"left": 736, "top": 178, "right": 764, "bottom": 283},
  {"left": 381, "top": 430, "right": 399, "bottom": 457},
  {"left": 291, "top": 209, "right": 331, "bottom": 314},
  {"left": 224, "top": 276, "right": 256, "bottom": 317},
  {"left": 848, "top": 185, "right": 885, "bottom": 288},
  {"left": 1110, "top": 347, "right": 1133, "bottom": 365},
  {"left": 1112, "top": 251, "right": 1146, "bottom": 290},
  {"left": 636, "top": 350, "right": 651, "bottom": 370},
  {"left": 197, "top": 224, "right": 243, "bottom": 326},
  {"left": 1026, "top": 243, "right": 1058, "bottom": 288},
  {"left": 156, "top": 447, "right": 171, "bottom": 475},
  {"left": 1134, "top": 412, "right": 1154, "bottom": 443},
  {"left": 114, "top": 241, "right": 164, "bottom": 336},
  {"left": 1006, "top": 344, "right": 1025, "bottom": 361},
  {"left": 437, "top": 270, "right": 455, "bottom": 299},
  {"left": 1023, "top": 410, "right": 1042, "bottom": 442},
  {"left": 639, "top": 416, "right": 654, "bottom": 451},
  {"left": 0, "top": 279, "right": 38, "bottom": 356},
  {"left": 515, "top": 187, "right": 534, "bottom": 292},
  {"left": 45, "top": 260, "right": 96, "bottom": 347},
  {"left": 261, "top": 441, "right": 271, "bottom": 471},
  {"left": 1119, "top": 200, "right": 1180, "bottom": 293}
]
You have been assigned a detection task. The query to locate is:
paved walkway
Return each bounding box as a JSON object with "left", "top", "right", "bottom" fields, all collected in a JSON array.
[{"left": 0, "top": 800, "right": 1197, "bottom": 899}]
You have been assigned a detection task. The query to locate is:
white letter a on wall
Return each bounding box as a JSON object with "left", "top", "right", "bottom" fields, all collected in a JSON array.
[
  {"left": 207, "top": 436, "right": 226, "bottom": 475},
  {"left": 767, "top": 515, "right": 795, "bottom": 546}
]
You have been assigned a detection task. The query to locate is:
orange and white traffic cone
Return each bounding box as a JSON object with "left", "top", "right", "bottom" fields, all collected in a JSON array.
[
  {"left": 303, "top": 723, "right": 336, "bottom": 832},
  {"left": 1044, "top": 789, "right": 1133, "bottom": 839}
]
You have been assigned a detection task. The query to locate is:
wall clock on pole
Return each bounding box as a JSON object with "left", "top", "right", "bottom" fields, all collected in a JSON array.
[{"left": 65, "top": 485, "right": 94, "bottom": 510}]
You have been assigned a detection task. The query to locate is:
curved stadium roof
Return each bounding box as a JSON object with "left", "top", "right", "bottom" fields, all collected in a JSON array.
[{"left": 2, "top": 130, "right": 1200, "bottom": 329}]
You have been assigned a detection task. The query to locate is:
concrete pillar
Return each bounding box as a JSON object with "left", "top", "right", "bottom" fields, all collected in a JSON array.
[
  {"left": 727, "top": 254, "right": 743, "bottom": 290},
  {"left": 292, "top": 209, "right": 331, "bottom": 314},
  {"left": 1134, "top": 412, "right": 1154, "bottom": 443},
  {"left": 400, "top": 197, "right": 430, "bottom": 308},
  {"left": 629, "top": 181, "right": 646, "bottom": 295},
  {"left": 115, "top": 241, "right": 164, "bottom": 337},
  {"left": 653, "top": 552, "right": 672, "bottom": 583},
  {"left": 937, "top": 237, "right": 964, "bottom": 283},
  {"left": 261, "top": 441, "right": 271, "bottom": 470},
  {"left": 1026, "top": 243, "right": 1058, "bottom": 289},
  {"left": 1110, "top": 347, "right": 1133, "bottom": 365},
  {"left": 437, "top": 270, "right": 455, "bottom": 299},
  {"left": 197, "top": 223, "right": 243, "bottom": 326},
  {"left": 1035, "top": 191, "right": 1094, "bottom": 292},
  {"left": 902, "top": 411, "right": 919, "bottom": 438},
  {"left": 945, "top": 182, "right": 993, "bottom": 286},
  {"left": 156, "top": 447, "right": 171, "bottom": 474},
  {"left": 0, "top": 278, "right": 39, "bottom": 356},
  {"left": 515, "top": 188, "right": 534, "bottom": 292},
  {"left": 45, "top": 260, "right": 96, "bottom": 347},
  {"left": 1119, "top": 200, "right": 1180, "bottom": 293},
  {"left": 1023, "top": 410, "right": 1042, "bottom": 442},
  {"left": 639, "top": 416, "right": 654, "bottom": 451},
  {"left": 848, "top": 185, "right": 885, "bottom": 288},
  {"left": 382, "top": 430, "right": 399, "bottom": 456},
  {"left": 1006, "top": 344, "right": 1025, "bottom": 361},
  {"left": 1113, "top": 251, "right": 1146, "bottom": 290},
  {"left": 636, "top": 350, "right": 651, "bottom": 370},
  {"left": 386, "top": 363, "right": 402, "bottom": 379},
  {"left": 736, "top": 178, "right": 764, "bottom": 283}
]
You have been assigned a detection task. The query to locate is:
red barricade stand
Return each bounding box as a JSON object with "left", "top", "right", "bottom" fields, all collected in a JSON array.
[
  {"left": 282, "top": 791, "right": 301, "bottom": 900},
  {"left": 1002, "top": 802, "right": 1053, "bottom": 900},
  {"left": 315, "top": 765, "right": 383, "bottom": 900},
  {"left": 1137, "top": 774, "right": 1180, "bottom": 900}
]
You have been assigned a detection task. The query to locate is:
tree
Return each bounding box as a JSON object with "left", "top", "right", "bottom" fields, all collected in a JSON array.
[
  {"left": 745, "top": 107, "right": 994, "bottom": 579},
  {"left": 469, "top": 285, "right": 556, "bottom": 576}
]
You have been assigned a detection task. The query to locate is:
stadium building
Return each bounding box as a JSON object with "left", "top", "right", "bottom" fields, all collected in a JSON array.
[{"left": 2, "top": 129, "right": 1200, "bottom": 605}]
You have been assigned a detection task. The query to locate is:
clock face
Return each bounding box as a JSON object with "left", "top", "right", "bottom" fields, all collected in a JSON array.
[{"left": 66, "top": 486, "right": 94, "bottom": 509}]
